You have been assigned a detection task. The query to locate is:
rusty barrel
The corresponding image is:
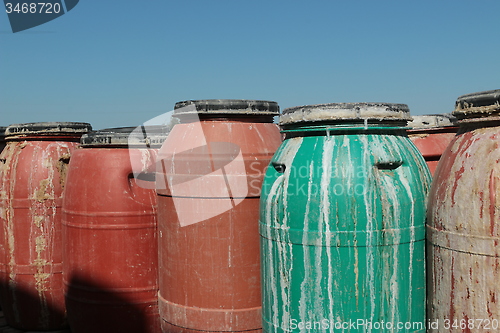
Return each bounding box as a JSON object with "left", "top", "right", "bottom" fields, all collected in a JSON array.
[
  {"left": 156, "top": 99, "right": 282, "bottom": 333},
  {"left": 407, "top": 114, "right": 458, "bottom": 176},
  {"left": 62, "top": 127, "right": 167, "bottom": 333},
  {"left": 427, "top": 89, "right": 500, "bottom": 332},
  {"left": 0, "top": 122, "right": 91, "bottom": 330}
]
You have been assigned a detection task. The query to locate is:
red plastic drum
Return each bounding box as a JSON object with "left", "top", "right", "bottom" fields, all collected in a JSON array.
[
  {"left": 156, "top": 100, "right": 282, "bottom": 333},
  {"left": 0, "top": 122, "right": 91, "bottom": 330},
  {"left": 427, "top": 90, "right": 500, "bottom": 332},
  {"left": 407, "top": 114, "right": 458, "bottom": 176},
  {"left": 62, "top": 127, "right": 167, "bottom": 333}
]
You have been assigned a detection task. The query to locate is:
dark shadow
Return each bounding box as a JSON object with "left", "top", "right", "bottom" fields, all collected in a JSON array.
[
  {"left": 65, "top": 273, "right": 161, "bottom": 333},
  {"left": 0, "top": 277, "right": 67, "bottom": 331}
]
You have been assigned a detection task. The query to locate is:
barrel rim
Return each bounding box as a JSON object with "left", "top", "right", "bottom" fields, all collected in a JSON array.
[
  {"left": 5, "top": 122, "right": 92, "bottom": 137},
  {"left": 280, "top": 102, "right": 411, "bottom": 125},
  {"left": 81, "top": 126, "right": 169, "bottom": 147},
  {"left": 454, "top": 89, "right": 500, "bottom": 118},
  {"left": 408, "top": 113, "right": 457, "bottom": 129},
  {"left": 174, "top": 99, "right": 279, "bottom": 116}
]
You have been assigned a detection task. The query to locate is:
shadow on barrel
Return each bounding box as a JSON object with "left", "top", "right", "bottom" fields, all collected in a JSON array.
[
  {"left": 0, "top": 277, "right": 67, "bottom": 330},
  {"left": 65, "top": 273, "right": 160, "bottom": 333}
]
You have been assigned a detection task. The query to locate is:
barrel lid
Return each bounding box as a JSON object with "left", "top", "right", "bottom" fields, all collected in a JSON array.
[
  {"left": 408, "top": 114, "right": 457, "bottom": 129},
  {"left": 454, "top": 89, "right": 500, "bottom": 119},
  {"left": 174, "top": 99, "right": 279, "bottom": 117},
  {"left": 280, "top": 103, "right": 411, "bottom": 125},
  {"left": 5, "top": 122, "right": 92, "bottom": 137},
  {"left": 81, "top": 126, "right": 169, "bottom": 147}
]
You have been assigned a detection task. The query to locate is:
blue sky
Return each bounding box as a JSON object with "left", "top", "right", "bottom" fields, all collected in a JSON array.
[{"left": 1, "top": 0, "right": 499, "bottom": 130}]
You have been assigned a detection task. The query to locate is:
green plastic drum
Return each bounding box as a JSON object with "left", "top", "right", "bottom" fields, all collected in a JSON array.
[{"left": 260, "top": 103, "right": 431, "bottom": 333}]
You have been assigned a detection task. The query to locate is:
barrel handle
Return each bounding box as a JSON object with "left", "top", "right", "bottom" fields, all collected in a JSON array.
[
  {"left": 375, "top": 161, "right": 403, "bottom": 170},
  {"left": 127, "top": 172, "right": 138, "bottom": 191},
  {"left": 271, "top": 162, "right": 286, "bottom": 174}
]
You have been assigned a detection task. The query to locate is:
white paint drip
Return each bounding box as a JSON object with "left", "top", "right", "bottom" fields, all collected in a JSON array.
[
  {"left": 320, "top": 135, "right": 334, "bottom": 333},
  {"left": 359, "top": 135, "right": 376, "bottom": 329},
  {"left": 298, "top": 161, "right": 314, "bottom": 329},
  {"left": 263, "top": 137, "right": 303, "bottom": 331}
]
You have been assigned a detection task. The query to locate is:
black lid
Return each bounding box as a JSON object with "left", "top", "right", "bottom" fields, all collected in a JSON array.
[
  {"left": 0, "top": 127, "right": 6, "bottom": 139},
  {"left": 81, "top": 126, "right": 169, "bottom": 147},
  {"left": 454, "top": 89, "right": 500, "bottom": 119},
  {"left": 408, "top": 114, "right": 457, "bottom": 129},
  {"left": 174, "top": 99, "right": 279, "bottom": 117},
  {"left": 280, "top": 102, "right": 411, "bottom": 125},
  {"left": 5, "top": 122, "right": 92, "bottom": 137}
]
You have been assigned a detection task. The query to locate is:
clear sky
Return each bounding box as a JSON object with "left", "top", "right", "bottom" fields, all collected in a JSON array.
[{"left": 1, "top": 0, "right": 499, "bottom": 130}]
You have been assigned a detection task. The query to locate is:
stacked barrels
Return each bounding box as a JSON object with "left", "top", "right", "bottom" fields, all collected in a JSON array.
[{"left": 2, "top": 91, "right": 500, "bottom": 333}]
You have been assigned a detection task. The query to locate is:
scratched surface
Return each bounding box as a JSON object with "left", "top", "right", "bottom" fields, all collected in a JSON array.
[
  {"left": 260, "top": 129, "right": 431, "bottom": 333},
  {"left": 0, "top": 139, "right": 77, "bottom": 330},
  {"left": 427, "top": 122, "right": 500, "bottom": 333}
]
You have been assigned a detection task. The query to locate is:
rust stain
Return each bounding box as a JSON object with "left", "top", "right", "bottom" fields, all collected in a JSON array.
[
  {"left": 449, "top": 255, "right": 455, "bottom": 321},
  {"left": 450, "top": 165, "right": 465, "bottom": 206},
  {"left": 489, "top": 170, "right": 496, "bottom": 236},
  {"left": 479, "top": 191, "right": 484, "bottom": 219},
  {"left": 463, "top": 314, "right": 471, "bottom": 333}
]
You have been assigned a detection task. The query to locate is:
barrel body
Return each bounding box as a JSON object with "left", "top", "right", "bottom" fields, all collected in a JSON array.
[
  {"left": 427, "top": 123, "right": 500, "bottom": 331},
  {"left": 62, "top": 147, "right": 160, "bottom": 333},
  {"left": 427, "top": 90, "right": 500, "bottom": 332},
  {"left": 261, "top": 102, "right": 431, "bottom": 333},
  {"left": 0, "top": 131, "right": 84, "bottom": 330},
  {"left": 157, "top": 118, "right": 281, "bottom": 333},
  {"left": 260, "top": 131, "right": 430, "bottom": 332}
]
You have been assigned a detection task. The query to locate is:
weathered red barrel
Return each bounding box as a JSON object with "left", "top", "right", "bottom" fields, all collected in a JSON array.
[
  {"left": 156, "top": 99, "right": 281, "bottom": 333},
  {"left": 427, "top": 89, "right": 500, "bottom": 332},
  {"left": 62, "top": 127, "right": 167, "bottom": 333},
  {"left": 407, "top": 114, "right": 458, "bottom": 176},
  {"left": 0, "top": 122, "right": 91, "bottom": 330}
]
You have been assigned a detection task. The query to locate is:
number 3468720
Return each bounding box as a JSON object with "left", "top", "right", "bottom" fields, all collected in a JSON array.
[{"left": 5, "top": 3, "right": 61, "bottom": 14}]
